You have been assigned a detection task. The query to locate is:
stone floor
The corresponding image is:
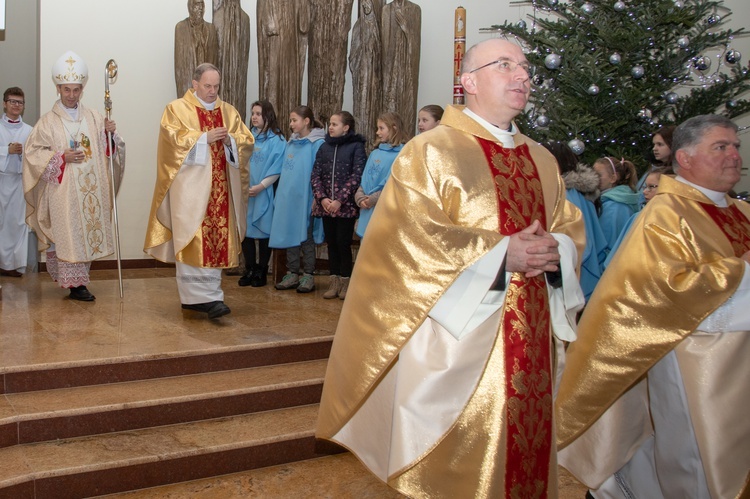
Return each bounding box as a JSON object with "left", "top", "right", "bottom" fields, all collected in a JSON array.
[{"left": 0, "top": 268, "right": 587, "bottom": 498}]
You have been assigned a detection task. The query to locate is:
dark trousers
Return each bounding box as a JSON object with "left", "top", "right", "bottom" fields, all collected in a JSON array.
[
  {"left": 241, "top": 237, "right": 271, "bottom": 271},
  {"left": 322, "top": 217, "right": 356, "bottom": 278}
]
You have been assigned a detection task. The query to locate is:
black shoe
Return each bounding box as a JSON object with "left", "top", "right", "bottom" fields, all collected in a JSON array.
[
  {"left": 69, "top": 285, "right": 95, "bottom": 301},
  {"left": 181, "top": 301, "right": 231, "bottom": 319},
  {"left": 238, "top": 274, "right": 253, "bottom": 287},
  {"left": 250, "top": 265, "right": 268, "bottom": 287}
]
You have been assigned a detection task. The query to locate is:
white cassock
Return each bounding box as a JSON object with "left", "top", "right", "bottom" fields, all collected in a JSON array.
[{"left": 0, "top": 114, "right": 32, "bottom": 273}]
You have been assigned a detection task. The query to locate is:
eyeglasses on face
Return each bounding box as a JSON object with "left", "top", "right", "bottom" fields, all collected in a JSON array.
[
  {"left": 5, "top": 99, "right": 25, "bottom": 106},
  {"left": 642, "top": 184, "right": 659, "bottom": 191},
  {"left": 469, "top": 58, "right": 535, "bottom": 76}
]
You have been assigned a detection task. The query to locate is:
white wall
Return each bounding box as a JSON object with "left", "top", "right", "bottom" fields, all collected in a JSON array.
[
  {"left": 0, "top": 0, "right": 38, "bottom": 122},
  {"left": 29, "top": 1, "right": 750, "bottom": 259}
]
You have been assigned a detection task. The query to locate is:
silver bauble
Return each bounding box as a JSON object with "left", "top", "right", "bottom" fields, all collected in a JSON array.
[
  {"left": 725, "top": 49, "right": 742, "bottom": 65},
  {"left": 673, "top": 0, "right": 684, "bottom": 7},
  {"left": 693, "top": 56, "right": 711, "bottom": 72},
  {"left": 547, "top": 0, "right": 559, "bottom": 6},
  {"left": 677, "top": 36, "right": 690, "bottom": 49},
  {"left": 535, "top": 115, "right": 550, "bottom": 128},
  {"left": 582, "top": 2, "right": 595, "bottom": 14},
  {"left": 544, "top": 53, "right": 562, "bottom": 70},
  {"left": 637, "top": 108, "right": 653, "bottom": 120},
  {"left": 665, "top": 92, "right": 679, "bottom": 104},
  {"left": 727, "top": 99, "right": 738, "bottom": 109},
  {"left": 532, "top": 74, "right": 545, "bottom": 86},
  {"left": 614, "top": 1, "right": 626, "bottom": 12},
  {"left": 706, "top": 14, "right": 720, "bottom": 25},
  {"left": 568, "top": 139, "right": 585, "bottom": 155},
  {"left": 631, "top": 65, "right": 645, "bottom": 79},
  {"left": 587, "top": 84, "right": 600, "bottom": 95},
  {"left": 517, "top": 20, "right": 527, "bottom": 30},
  {"left": 609, "top": 52, "right": 622, "bottom": 65}
]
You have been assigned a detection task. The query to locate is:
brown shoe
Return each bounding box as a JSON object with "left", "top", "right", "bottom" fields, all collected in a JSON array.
[{"left": 0, "top": 269, "right": 22, "bottom": 277}]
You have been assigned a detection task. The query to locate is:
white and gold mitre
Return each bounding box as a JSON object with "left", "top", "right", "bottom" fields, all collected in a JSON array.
[{"left": 52, "top": 51, "right": 88, "bottom": 87}]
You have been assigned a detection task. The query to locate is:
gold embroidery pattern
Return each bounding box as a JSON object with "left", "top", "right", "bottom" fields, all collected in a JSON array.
[
  {"left": 196, "top": 107, "right": 230, "bottom": 267},
  {"left": 75, "top": 163, "right": 105, "bottom": 257},
  {"left": 700, "top": 203, "right": 750, "bottom": 257},
  {"left": 476, "top": 138, "right": 552, "bottom": 498}
]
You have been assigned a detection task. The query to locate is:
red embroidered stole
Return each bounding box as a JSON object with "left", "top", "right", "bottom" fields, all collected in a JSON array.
[
  {"left": 195, "top": 106, "right": 230, "bottom": 267},
  {"left": 477, "top": 138, "right": 552, "bottom": 498},
  {"left": 700, "top": 203, "right": 750, "bottom": 257}
]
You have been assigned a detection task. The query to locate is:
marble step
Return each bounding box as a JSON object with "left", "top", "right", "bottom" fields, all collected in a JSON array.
[
  {"left": 0, "top": 359, "right": 327, "bottom": 450},
  {"left": 0, "top": 336, "right": 333, "bottom": 394},
  {"left": 102, "top": 453, "right": 405, "bottom": 499},
  {"left": 0, "top": 404, "right": 326, "bottom": 499}
]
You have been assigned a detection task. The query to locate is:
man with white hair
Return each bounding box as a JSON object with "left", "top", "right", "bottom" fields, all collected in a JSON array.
[
  {"left": 23, "top": 51, "right": 125, "bottom": 301},
  {"left": 144, "top": 63, "right": 253, "bottom": 319}
]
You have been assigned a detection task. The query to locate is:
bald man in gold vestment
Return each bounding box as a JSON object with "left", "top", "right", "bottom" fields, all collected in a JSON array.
[
  {"left": 316, "top": 39, "right": 585, "bottom": 498},
  {"left": 145, "top": 64, "right": 253, "bottom": 319},
  {"left": 556, "top": 115, "right": 750, "bottom": 499}
]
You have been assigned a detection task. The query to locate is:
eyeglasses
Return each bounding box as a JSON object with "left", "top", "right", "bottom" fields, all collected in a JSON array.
[
  {"left": 5, "top": 99, "right": 24, "bottom": 106},
  {"left": 470, "top": 58, "right": 535, "bottom": 76},
  {"left": 642, "top": 184, "right": 659, "bottom": 191}
]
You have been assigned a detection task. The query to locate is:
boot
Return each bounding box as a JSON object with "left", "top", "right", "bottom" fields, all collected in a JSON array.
[
  {"left": 323, "top": 275, "right": 341, "bottom": 299},
  {"left": 338, "top": 277, "right": 350, "bottom": 300},
  {"left": 238, "top": 266, "right": 255, "bottom": 287},
  {"left": 250, "top": 265, "right": 268, "bottom": 287}
]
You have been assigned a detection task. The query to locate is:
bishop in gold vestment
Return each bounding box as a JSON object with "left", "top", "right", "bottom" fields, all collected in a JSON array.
[
  {"left": 556, "top": 115, "right": 750, "bottom": 499},
  {"left": 23, "top": 51, "right": 125, "bottom": 301},
  {"left": 144, "top": 64, "right": 253, "bottom": 318}
]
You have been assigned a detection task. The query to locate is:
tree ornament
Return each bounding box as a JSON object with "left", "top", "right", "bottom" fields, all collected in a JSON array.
[
  {"left": 535, "top": 114, "right": 550, "bottom": 127},
  {"left": 665, "top": 92, "right": 679, "bottom": 104},
  {"left": 547, "top": 0, "right": 559, "bottom": 6},
  {"left": 673, "top": 0, "right": 684, "bottom": 7},
  {"left": 637, "top": 108, "right": 653, "bottom": 120},
  {"left": 727, "top": 99, "right": 738, "bottom": 109},
  {"left": 544, "top": 53, "right": 562, "bottom": 70},
  {"left": 706, "top": 14, "right": 720, "bottom": 25},
  {"left": 631, "top": 65, "right": 645, "bottom": 79},
  {"left": 692, "top": 56, "right": 711, "bottom": 72},
  {"left": 677, "top": 36, "right": 690, "bottom": 49},
  {"left": 532, "top": 73, "right": 545, "bottom": 86},
  {"left": 609, "top": 52, "right": 622, "bottom": 65},
  {"left": 582, "top": 2, "right": 595, "bottom": 15},
  {"left": 568, "top": 139, "right": 585, "bottom": 155},
  {"left": 517, "top": 20, "right": 527, "bottom": 30},
  {"left": 725, "top": 49, "right": 742, "bottom": 65},
  {"left": 613, "top": 1, "right": 626, "bottom": 12},
  {"left": 587, "top": 84, "right": 600, "bottom": 95}
]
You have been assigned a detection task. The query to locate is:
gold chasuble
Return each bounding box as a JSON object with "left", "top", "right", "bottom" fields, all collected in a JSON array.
[
  {"left": 316, "top": 106, "right": 583, "bottom": 498},
  {"left": 144, "top": 90, "right": 253, "bottom": 267},
  {"left": 556, "top": 175, "right": 750, "bottom": 498}
]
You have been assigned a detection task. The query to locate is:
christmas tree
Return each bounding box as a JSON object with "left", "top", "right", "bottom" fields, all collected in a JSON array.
[{"left": 483, "top": 0, "right": 750, "bottom": 170}]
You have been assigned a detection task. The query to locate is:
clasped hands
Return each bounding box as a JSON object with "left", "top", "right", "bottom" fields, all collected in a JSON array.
[
  {"left": 207, "top": 127, "right": 231, "bottom": 146},
  {"left": 506, "top": 219, "right": 560, "bottom": 278},
  {"left": 322, "top": 198, "right": 341, "bottom": 214}
]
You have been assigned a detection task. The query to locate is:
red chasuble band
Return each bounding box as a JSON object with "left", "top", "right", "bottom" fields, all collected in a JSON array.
[
  {"left": 700, "top": 203, "right": 750, "bottom": 257},
  {"left": 477, "top": 137, "right": 552, "bottom": 498},
  {"left": 196, "top": 106, "right": 231, "bottom": 267}
]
